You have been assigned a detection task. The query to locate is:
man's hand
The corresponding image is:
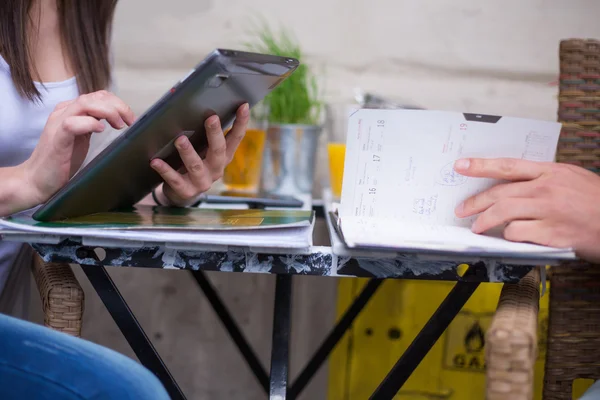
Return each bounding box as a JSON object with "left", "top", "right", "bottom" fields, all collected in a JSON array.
[{"left": 453, "top": 158, "right": 600, "bottom": 262}]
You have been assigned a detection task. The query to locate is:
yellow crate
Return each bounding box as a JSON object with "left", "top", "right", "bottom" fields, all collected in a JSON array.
[{"left": 327, "top": 276, "right": 592, "bottom": 399}]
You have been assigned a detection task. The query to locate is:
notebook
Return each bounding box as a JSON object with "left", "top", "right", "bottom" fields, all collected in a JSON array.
[{"left": 335, "top": 108, "right": 576, "bottom": 260}]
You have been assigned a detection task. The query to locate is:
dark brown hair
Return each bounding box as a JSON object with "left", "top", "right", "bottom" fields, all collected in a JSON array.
[{"left": 0, "top": 0, "right": 118, "bottom": 101}]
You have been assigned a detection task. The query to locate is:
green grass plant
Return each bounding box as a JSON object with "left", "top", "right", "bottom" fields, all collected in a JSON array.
[{"left": 243, "top": 21, "right": 323, "bottom": 126}]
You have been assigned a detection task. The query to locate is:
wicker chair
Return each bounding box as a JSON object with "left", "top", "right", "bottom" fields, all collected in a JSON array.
[
  {"left": 31, "top": 254, "right": 84, "bottom": 337},
  {"left": 486, "top": 268, "right": 541, "bottom": 400},
  {"left": 543, "top": 38, "right": 600, "bottom": 399}
]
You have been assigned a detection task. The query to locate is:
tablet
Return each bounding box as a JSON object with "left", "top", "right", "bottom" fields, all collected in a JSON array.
[{"left": 33, "top": 49, "right": 299, "bottom": 221}]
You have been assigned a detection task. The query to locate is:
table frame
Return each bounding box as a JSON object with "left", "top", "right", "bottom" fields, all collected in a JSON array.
[{"left": 29, "top": 204, "right": 535, "bottom": 400}]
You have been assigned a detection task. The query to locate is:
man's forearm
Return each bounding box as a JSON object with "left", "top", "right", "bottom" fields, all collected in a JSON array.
[{"left": 0, "top": 166, "right": 37, "bottom": 217}]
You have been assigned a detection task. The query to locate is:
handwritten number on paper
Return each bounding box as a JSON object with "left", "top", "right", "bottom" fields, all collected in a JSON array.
[
  {"left": 373, "top": 154, "right": 381, "bottom": 162},
  {"left": 369, "top": 188, "right": 376, "bottom": 195},
  {"left": 459, "top": 123, "right": 468, "bottom": 131},
  {"left": 377, "top": 120, "right": 385, "bottom": 127}
]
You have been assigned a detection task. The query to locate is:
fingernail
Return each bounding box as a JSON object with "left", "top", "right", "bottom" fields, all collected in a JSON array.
[
  {"left": 95, "top": 123, "right": 106, "bottom": 133},
  {"left": 208, "top": 116, "right": 219, "bottom": 129},
  {"left": 455, "top": 202, "right": 464, "bottom": 216},
  {"left": 118, "top": 118, "right": 126, "bottom": 129},
  {"left": 176, "top": 135, "right": 189, "bottom": 149},
  {"left": 151, "top": 159, "right": 161, "bottom": 168},
  {"left": 241, "top": 103, "right": 249, "bottom": 117},
  {"left": 454, "top": 159, "right": 470, "bottom": 171}
]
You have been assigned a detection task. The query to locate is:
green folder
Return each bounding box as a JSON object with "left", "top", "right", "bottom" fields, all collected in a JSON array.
[{"left": 6, "top": 205, "right": 315, "bottom": 231}]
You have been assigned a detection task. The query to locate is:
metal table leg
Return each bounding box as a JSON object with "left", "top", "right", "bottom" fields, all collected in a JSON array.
[
  {"left": 190, "top": 270, "right": 269, "bottom": 393},
  {"left": 190, "top": 271, "right": 381, "bottom": 400},
  {"left": 270, "top": 275, "right": 293, "bottom": 399},
  {"left": 81, "top": 265, "right": 186, "bottom": 400},
  {"left": 369, "top": 277, "right": 480, "bottom": 399},
  {"left": 289, "top": 278, "right": 383, "bottom": 399}
]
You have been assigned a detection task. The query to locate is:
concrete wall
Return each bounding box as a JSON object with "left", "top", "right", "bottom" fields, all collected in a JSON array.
[
  {"left": 57, "top": 1, "right": 600, "bottom": 399},
  {"left": 112, "top": 0, "right": 600, "bottom": 119}
]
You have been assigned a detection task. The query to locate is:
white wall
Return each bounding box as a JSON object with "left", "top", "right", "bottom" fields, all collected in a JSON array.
[{"left": 112, "top": 0, "right": 600, "bottom": 121}]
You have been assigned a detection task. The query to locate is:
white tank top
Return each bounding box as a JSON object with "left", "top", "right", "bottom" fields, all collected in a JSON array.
[{"left": 0, "top": 55, "right": 80, "bottom": 294}]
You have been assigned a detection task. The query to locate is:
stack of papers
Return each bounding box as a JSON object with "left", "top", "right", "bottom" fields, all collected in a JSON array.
[{"left": 0, "top": 206, "right": 315, "bottom": 251}]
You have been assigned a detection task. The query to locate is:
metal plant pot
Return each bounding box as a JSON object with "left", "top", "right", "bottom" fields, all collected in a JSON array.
[{"left": 260, "top": 123, "right": 322, "bottom": 196}]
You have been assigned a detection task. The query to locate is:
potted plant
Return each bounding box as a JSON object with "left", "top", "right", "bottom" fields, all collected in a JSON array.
[{"left": 244, "top": 23, "right": 324, "bottom": 196}]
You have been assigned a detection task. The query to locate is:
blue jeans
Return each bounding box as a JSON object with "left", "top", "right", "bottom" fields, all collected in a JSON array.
[{"left": 0, "top": 313, "right": 170, "bottom": 399}]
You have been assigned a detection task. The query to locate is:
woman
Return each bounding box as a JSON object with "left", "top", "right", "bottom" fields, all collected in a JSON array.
[{"left": 0, "top": 0, "right": 248, "bottom": 398}]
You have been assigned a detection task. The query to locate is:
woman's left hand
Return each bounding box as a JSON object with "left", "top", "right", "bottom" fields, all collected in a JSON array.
[{"left": 150, "top": 103, "right": 250, "bottom": 207}]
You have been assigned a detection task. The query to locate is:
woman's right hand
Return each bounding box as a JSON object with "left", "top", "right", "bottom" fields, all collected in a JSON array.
[{"left": 18, "top": 90, "right": 135, "bottom": 208}]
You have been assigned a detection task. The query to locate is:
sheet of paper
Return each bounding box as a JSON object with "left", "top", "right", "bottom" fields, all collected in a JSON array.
[
  {"left": 340, "top": 217, "right": 575, "bottom": 259},
  {"left": 339, "top": 109, "right": 562, "bottom": 229},
  {"left": 0, "top": 223, "right": 313, "bottom": 249}
]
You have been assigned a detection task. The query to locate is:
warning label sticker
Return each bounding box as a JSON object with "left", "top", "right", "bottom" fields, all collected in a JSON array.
[
  {"left": 443, "top": 311, "right": 492, "bottom": 372},
  {"left": 443, "top": 308, "right": 548, "bottom": 372}
]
